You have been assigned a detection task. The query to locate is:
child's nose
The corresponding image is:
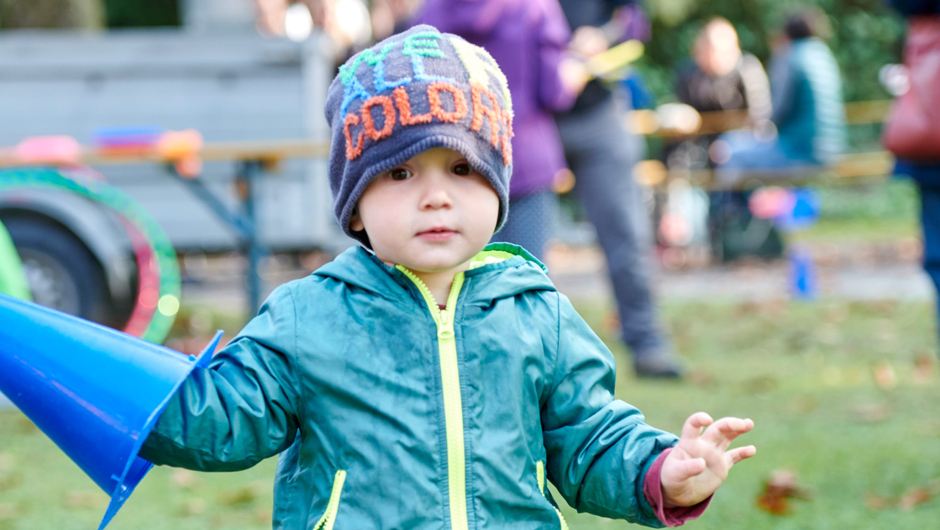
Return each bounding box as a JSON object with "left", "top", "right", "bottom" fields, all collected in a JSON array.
[{"left": 420, "top": 175, "right": 453, "bottom": 209}]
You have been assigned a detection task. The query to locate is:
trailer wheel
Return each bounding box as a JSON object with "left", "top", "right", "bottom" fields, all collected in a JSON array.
[{"left": 4, "top": 218, "right": 111, "bottom": 325}]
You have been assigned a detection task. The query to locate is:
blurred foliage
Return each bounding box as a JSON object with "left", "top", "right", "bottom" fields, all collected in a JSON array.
[
  {"left": 0, "top": 0, "right": 179, "bottom": 28},
  {"left": 634, "top": 0, "right": 907, "bottom": 104},
  {"left": 0, "top": 0, "right": 104, "bottom": 29},
  {"left": 104, "top": 0, "right": 180, "bottom": 27},
  {"left": 816, "top": 178, "right": 917, "bottom": 220}
]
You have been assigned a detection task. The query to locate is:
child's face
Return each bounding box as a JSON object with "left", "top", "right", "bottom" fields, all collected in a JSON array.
[{"left": 350, "top": 147, "right": 499, "bottom": 276}]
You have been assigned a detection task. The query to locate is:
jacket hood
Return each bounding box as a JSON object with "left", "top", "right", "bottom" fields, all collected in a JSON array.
[{"left": 314, "top": 243, "right": 555, "bottom": 302}]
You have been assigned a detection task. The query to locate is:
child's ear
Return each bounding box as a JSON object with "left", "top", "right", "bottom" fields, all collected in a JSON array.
[{"left": 350, "top": 207, "right": 364, "bottom": 232}]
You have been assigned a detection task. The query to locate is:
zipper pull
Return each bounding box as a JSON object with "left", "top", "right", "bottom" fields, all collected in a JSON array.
[{"left": 437, "top": 309, "right": 455, "bottom": 339}]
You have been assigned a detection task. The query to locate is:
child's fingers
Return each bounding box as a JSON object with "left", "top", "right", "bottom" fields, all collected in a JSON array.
[
  {"left": 701, "top": 417, "right": 754, "bottom": 449},
  {"left": 725, "top": 445, "right": 757, "bottom": 465},
  {"left": 680, "top": 412, "right": 714, "bottom": 440}
]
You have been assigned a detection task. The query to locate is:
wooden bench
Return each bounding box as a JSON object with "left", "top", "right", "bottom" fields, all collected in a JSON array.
[{"left": 626, "top": 100, "right": 895, "bottom": 191}]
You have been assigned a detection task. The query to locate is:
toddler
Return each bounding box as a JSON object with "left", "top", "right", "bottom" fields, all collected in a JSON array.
[{"left": 141, "top": 26, "right": 755, "bottom": 529}]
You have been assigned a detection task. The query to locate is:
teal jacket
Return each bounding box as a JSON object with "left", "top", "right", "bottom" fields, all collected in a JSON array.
[
  {"left": 142, "top": 244, "right": 678, "bottom": 529},
  {"left": 769, "top": 37, "right": 847, "bottom": 164}
]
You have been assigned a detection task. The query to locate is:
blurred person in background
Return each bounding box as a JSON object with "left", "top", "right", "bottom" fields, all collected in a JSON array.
[
  {"left": 673, "top": 18, "right": 782, "bottom": 262},
  {"left": 555, "top": 0, "right": 683, "bottom": 378},
  {"left": 882, "top": 0, "right": 940, "bottom": 355},
  {"left": 0, "top": 220, "right": 31, "bottom": 301},
  {"left": 254, "top": 0, "right": 373, "bottom": 55},
  {"left": 714, "top": 7, "right": 847, "bottom": 186},
  {"left": 415, "top": 0, "right": 587, "bottom": 261},
  {"left": 676, "top": 17, "right": 772, "bottom": 127}
]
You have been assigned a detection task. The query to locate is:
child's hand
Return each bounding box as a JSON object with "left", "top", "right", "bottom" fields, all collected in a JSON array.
[{"left": 660, "top": 412, "right": 756, "bottom": 508}]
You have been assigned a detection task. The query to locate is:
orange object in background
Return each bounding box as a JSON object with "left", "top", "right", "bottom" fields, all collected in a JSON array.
[
  {"left": 156, "top": 130, "right": 204, "bottom": 178},
  {"left": 15, "top": 136, "right": 82, "bottom": 166},
  {"left": 156, "top": 130, "right": 204, "bottom": 161}
]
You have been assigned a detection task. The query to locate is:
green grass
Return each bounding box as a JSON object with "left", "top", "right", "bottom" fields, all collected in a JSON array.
[
  {"left": 2, "top": 298, "right": 938, "bottom": 529},
  {"left": 557, "top": 299, "right": 940, "bottom": 529}
]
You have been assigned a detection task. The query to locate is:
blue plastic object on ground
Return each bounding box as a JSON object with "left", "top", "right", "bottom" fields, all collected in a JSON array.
[
  {"left": 789, "top": 246, "right": 817, "bottom": 300},
  {"left": 0, "top": 293, "right": 222, "bottom": 529},
  {"left": 775, "top": 188, "right": 820, "bottom": 232}
]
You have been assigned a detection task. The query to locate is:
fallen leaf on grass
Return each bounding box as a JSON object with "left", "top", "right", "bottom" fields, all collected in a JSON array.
[
  {"left": 14, "top": 416, "right": 39, "bottom": 435},
  {"left": 601, "top": 311, "right": 620, "bottom": 336},
  {"left": 686, "top": 370, "right": 715, "bottom": 387},
  {"left": 65, "top": 490, "right": 108, "bottom": 509},
  {"left": 756, "top": 469, "right": 812, "bottom": 515},
  {"left": 873, "top": 362, "right": 897, "bottom": 390},
  {"left": 867, "top": 479, "right": 940, "bottom": 511},
  {"left": 851, "top": 402, "right": 893, "bottom": 423},
  {"left": 899, "top": 489, "right": 932, "bottom": 510},
  {"left": 793, "top": 394, "right": 819, "bottom": 414},
  {"left": 0, "top": 472, "right": 21, "bottom": 492},
  {"left": 741, "top": 375, "right": 778, "bottom": 396},
  {"left": 734, "top": 300, "right": 786, "bottom": 318},
  {"left": 217, "top": 480, "right": 270, "bottom": 506},
  {"left": 913, "top": 353, "right": 936, "bottom": 386},
  {"left": 824, "top": 303, "right": 849, "bottom": 324},
  {"left": 172, "top": 469, "right": 204, "bottom": 490},
  {"left": 179, "top": 497, "right": 207, "bottom": 516},
  {"left": 869, "top": 300, "right": 899, "bottom": 315},
  {"left": 255, "top": 507, "right": 274, "bottom": 523}
]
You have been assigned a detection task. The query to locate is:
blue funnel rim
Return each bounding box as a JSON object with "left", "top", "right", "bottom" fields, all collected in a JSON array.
[{"left": 97, "top": 330, "right": 224, "bottom": 530}]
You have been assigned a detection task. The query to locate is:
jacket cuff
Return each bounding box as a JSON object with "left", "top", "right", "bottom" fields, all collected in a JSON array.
[{"left": 643, "top": 448, "right": 713, "bottom": 527}]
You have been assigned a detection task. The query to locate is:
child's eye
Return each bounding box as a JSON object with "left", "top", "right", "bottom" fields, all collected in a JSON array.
[
  {"left": 386, "top": 167, "right": 412, "bottom": 181},
  {"left": 452, "top": 162, "right": 475, "bottom": 176}
]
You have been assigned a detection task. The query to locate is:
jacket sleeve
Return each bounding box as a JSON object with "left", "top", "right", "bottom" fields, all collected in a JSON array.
[
  {"left": 140, "top": 284, "right": 302, "bottom": 471},
  {"left": 541, "top": 293, "right": 678, "bottom": 527}
]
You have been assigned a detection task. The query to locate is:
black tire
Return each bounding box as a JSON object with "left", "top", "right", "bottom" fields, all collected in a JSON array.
[{"left": 3, "top": 217, "right": 111, "bottom": 325}]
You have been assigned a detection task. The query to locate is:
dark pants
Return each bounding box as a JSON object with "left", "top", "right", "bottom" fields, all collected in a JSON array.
[
  {"left": 919, "top": 185, "right": 940, "bottom": 334},
  {"left": 556, "top": 97, "right": 667, "bottom": 357}
]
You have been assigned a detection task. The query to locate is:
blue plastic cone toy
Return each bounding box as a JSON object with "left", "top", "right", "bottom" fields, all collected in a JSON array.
[{"left": 0, "top": 293, "right": 221, "bottom": 529}]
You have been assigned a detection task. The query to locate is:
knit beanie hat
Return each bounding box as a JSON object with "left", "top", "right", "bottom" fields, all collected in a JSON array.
[{"left": 325, "top": 25, "right": 514, "bottom": 247}]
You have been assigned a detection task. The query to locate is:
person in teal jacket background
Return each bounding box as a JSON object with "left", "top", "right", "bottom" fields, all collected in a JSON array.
[
  {"left": 0, "top": 219, "right": 31, "bottom": 301},
  {"left": 142, "top": 26, "right": 756, "bottom": 529},
  {"left": 715, "top": 8, "right": 847, "bottom": 185}
]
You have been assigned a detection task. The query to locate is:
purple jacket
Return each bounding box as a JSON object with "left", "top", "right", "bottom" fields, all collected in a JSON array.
[{"left": 415, "top": 0, "right": 574, "bottom": 197}]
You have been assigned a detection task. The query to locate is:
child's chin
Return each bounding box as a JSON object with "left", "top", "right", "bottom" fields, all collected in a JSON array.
[{"left": 406, "top": 256, "right": 471, "bottom": 273}]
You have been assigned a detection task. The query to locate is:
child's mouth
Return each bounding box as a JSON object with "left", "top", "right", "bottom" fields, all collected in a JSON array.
[{"left": 417, "top": 227, "right": 457, "bottom": 241}]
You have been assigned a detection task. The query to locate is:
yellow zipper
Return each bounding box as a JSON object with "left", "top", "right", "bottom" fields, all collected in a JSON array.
[
  {"left": 536, "top": 461, "right": 569, "bottom": 530},
  {"left": 396, "top": 265, "right": 468, "bottom": 530},
  {"left": 312, "top": 470, "right": 347, "bottom": 530}
]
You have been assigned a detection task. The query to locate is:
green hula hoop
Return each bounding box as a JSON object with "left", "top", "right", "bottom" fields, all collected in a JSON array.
[{"left": 0, "top": 167, "right": 180, "bottom": 344}]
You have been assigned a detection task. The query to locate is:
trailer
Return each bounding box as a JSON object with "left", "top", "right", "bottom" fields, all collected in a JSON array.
[{"left": 0, "top": 6, "right": 346, "bottom": 328}]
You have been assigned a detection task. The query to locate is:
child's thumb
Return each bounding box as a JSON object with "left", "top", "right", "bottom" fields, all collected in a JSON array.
[{"left": 667, "top": 457, "right": 707, "bottom": 481}]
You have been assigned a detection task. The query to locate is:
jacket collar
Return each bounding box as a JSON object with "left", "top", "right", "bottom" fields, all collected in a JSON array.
[{"left": 313, "top": 243, "right": 555, "bottom": 301}]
